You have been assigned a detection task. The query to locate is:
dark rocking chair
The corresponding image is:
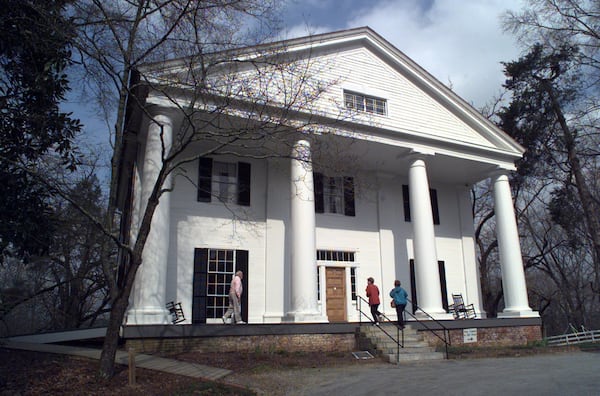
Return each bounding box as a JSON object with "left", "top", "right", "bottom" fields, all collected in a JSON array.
[
  {"left": 166, "top": 301, "right": 185, "bottom": 324},
  {"left": 448, "top": 294, "right": 476, "bottom": 319}
]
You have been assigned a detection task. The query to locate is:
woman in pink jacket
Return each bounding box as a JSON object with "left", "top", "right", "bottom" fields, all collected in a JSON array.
[{"left": 222, "top": 271, "right": 245, "bottom": 324}]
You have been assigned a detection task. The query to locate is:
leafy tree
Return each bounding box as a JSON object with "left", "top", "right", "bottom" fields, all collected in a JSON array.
[
  {"left": 498, "top": 0, "right": 600, "bottom": 332},
  {"left": 0, "top": 0, "right": 81, "bottom": 258},
  {"left": 0, "top": 172, "right": 111, "bottom": 334},
  {"left": 47, "top": 174, "right": 111, "bottom": 329},
  {"left": 499, "top": 42, "right": 600, "bottom": 290}
]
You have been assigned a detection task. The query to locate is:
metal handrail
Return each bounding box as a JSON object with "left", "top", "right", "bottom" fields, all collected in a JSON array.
[
  {"left": 356, "top": 296, "right": 403, "bottom": 362},
  {"left": 406, "top": 298, "right": 451, "bottom": 359}
]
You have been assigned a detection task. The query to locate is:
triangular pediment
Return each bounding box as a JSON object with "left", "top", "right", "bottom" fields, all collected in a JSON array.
[{"left": 139, "top": 27, "right": 523, "bottom": 171}]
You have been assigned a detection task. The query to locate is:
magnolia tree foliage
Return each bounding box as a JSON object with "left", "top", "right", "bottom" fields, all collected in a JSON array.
[{"left": 0, "top": 0, "right": 82, "bottom": 259}]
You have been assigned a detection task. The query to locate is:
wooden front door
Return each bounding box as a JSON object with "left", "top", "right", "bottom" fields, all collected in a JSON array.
[{"left": 326, "top": 267, "right": 346, "bottom": 322}]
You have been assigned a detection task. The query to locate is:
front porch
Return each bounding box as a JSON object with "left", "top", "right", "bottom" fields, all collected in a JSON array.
[{"left": 122, "top": 317, "right": 542, "bottom": 355}]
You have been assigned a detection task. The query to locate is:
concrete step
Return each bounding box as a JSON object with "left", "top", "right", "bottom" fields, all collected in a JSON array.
[
  {"left": 364, "top": 333, "right": 425, "bottom": 344},
  {"left": 360, "top": 325, "right": 418, "bottom": 336},
  {"left": 378, "top": 345, "right": 437, "bottom": 354},
  {"left": 386, "top": 351, "right": 445, "bottom": 363},
  {"left": 376, "top": 341, "right": 432, "bottom": 350},
  {"left": 358, "top": 323, "right": 445, "bottom": 364},
  {"left": 367, "top": 332, "right": 424, "bottom": 341}
]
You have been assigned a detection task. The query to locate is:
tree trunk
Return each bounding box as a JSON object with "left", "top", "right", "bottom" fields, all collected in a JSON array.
[{"left": 98, "top": 289, "right": 130, "bottom": 378}]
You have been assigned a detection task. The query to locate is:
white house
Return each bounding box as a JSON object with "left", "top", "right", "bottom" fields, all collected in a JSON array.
[{"left": 118, "top": 27, "right": 538, "bottom": 328}]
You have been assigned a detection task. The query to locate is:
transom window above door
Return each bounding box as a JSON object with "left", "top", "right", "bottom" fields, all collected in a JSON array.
[{"left": 316, "top": 249, "right": 357, "bottom": 301}]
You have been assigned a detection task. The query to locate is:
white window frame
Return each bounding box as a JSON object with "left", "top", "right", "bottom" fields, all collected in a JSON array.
[
  {"left": 344, "top": 90, "right": 387, "bottom": 116},
  {"left": 316, "top": 250, "right": 357, "bottom": 302}
]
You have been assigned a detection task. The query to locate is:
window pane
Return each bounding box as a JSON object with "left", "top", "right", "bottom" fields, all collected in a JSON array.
[
  {"left": 213, "top": 161, "right": 237, "bottom": 203},
  {"left": 365, "top": 97, "right": 375, "bottom": 113},
  {"left": 323, "top": 176, "right": 344, "bottom": 214},
  {"left": 350, "top": 267, "right": 357, "bottom": 300},
  {"left": 205, "top": 248, "right": 236, "bottom": 318},
  {"left": 317, "top": 268, "right": 320, "bottom": 301}
]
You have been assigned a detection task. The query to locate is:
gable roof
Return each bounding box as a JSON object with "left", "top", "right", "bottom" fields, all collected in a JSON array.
[{"left": 139, "top": 27, "right": 523, "bottom": 159}]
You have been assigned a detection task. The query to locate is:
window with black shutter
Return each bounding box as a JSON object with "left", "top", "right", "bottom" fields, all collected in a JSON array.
[
  {"left": 313, "top": 173, "right": 355, "bottom": 216},
  {"left": 197, "top": 158, "right": 251, "bottom": 206},
  {"left": 409, "top": 259, "right": 448, "bottom": 314},
  {"left": 192, "top": 248, "right": 249, "bottom": 323},
  {"left": 402, "top": 185, "right": 440, "bottom": 224}
]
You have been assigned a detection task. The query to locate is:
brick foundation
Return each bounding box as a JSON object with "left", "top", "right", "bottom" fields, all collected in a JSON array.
[
  {"left": 122, "top": 320, "right": 542, "bottom": 354},
  {"left": 421, "top": 325, "right": 542, "bottom": 347},
  {"left": 126, "top": 333, "right": 356, "bottom": 355}
]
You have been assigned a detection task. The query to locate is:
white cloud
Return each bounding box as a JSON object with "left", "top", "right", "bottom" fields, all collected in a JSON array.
[{"left": 285, "top": 0, "right": 527, "bottom": 108}]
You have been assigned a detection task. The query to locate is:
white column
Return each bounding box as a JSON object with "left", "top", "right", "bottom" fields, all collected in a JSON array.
[
  {"left": 263, "top": 158, "right": 286, "bottom": 323},
  {"left": 456, "top": 185, "right": 486, "bottom": 318},
  {"left": 286, "top": 140, "right": 326, "bottom": 322},
  {"left": 492, "top": 172, "right": 538, "bottom": 317},
  {"left": 127, "top": 110, "right": 174, "bottom": 325},
  {"left": 408, "top": 157, "right": 448, "bottom": 317}
]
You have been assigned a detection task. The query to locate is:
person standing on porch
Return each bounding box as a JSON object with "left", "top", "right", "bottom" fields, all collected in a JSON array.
[
  {"left": 222, "top": 270, "right": 245, "bottom": 324},
  {"left": 366, "top": 277, "right": 382, "bottom": 326},
  {"left": 390, "top": 280, "right": 408, "bottom": 329}
]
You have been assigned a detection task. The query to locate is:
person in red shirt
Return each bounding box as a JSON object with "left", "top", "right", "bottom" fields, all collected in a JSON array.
[{"left": 366, "top": 277, "right": 382, "bottom": 325}]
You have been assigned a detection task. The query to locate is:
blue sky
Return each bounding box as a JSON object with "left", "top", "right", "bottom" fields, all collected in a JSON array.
[
  {"left": 67, "top": 0, "right": 527, "bottom": 181},
  {"left": 281, "top": 0, "right": 526, "bottom": 107}
]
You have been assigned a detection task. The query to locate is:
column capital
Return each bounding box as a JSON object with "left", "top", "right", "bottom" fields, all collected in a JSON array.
[
  {"left": 408, "top": 148, "right": 435, "bottom": 161},
  {"left": 146, "top": 105, "right": 179, "bottom": 123},
  {"left": 488, "top": 167, "right": 514, "bottom": 180}
]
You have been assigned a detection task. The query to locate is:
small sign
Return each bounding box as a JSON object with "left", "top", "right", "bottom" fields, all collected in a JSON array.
[{"left": 463, "top": 328, "right": 477, "bottom": 343}]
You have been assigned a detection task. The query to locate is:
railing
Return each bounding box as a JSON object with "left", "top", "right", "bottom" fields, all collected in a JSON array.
[
  {"left": 357, "top": 296, "right": 403, "bottom": 362},
  {"left": 546, "top": 329, "right": 600, "bottom": 346},
  {"left": 356, "top": 296, "right": 452, "bottom": 361},
  {"left": 405, "top": 298, "right": 451, "bottom": 359}
]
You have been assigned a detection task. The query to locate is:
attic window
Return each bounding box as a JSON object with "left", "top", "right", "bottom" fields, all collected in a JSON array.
[{"left": 344, "top": 90, "right": 387, "bottom": 115}]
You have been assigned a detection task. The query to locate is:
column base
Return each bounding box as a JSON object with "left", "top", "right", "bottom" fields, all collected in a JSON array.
[
  {"left": 498, "top": 308, "right": 540, "bottom": 318},
  {"left": 262, "top": 313, "right": 284, "bottom": 323},
  {"left": 283, "top": 312, "right": 328, "bottom": 323},
  {"left": 126, "top": 307, "right": 170, "bottom": 325}
]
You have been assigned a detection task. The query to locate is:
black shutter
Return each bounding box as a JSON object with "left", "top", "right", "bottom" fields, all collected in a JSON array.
[
  {"left": 192, "top": 248, "right": 208, "bottom": 324},
  {"left": 343, "top": 176, "right": 355, "bottom": 216},
  {"left": 314, "top": 172, "right": 324, "bottom": 213},
  {"left": 237, "top": 162, "right": 251, "bottom": 206},
  {"left": 235, "top": 250, "right": 249, "bottom": 323},
  {"left": 197, "top": 157, "right": 212, "bottom": 202},
  {"left": 409, "top": 259, "right": 417, "bottom": 314},
  {"left": 438, "top": 260, "right": 448, "bottom": 311},
  {"left": 430, "top": 189, "right": 440, "bottom": 225},
  {"left": 402, "top": 185, "right": 411, "bottom": 222}
]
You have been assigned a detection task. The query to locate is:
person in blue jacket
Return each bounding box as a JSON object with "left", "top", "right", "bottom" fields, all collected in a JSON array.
[{"left": 389, "top": 280, "right": 408, "bottom": 329}]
